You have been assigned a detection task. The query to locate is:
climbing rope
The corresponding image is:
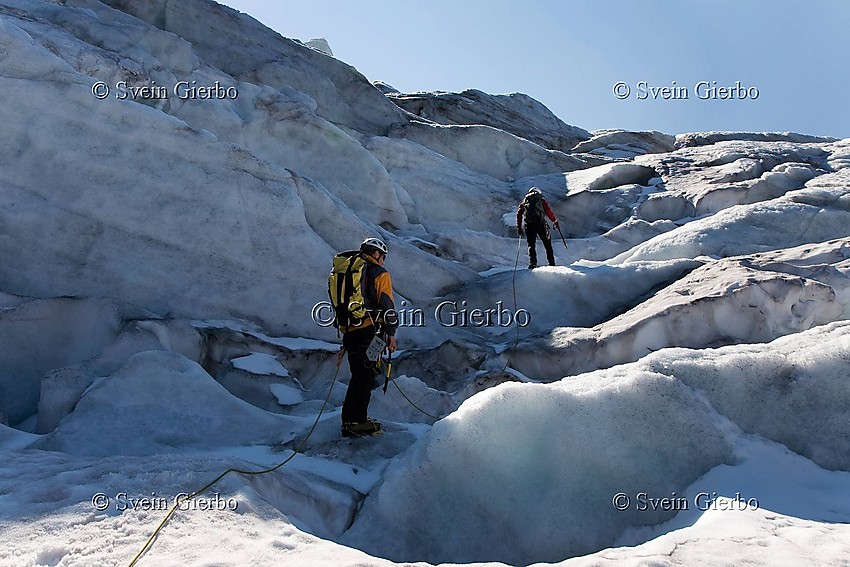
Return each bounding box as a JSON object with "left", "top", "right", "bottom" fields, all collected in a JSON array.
[
  {"left": 127, "top": 348, "right": 346, "bottom": 567},
  {"left": 387, "top": 372, "right": 442, "bottom": 421},
  {"left": 130, "top": 233, "right": 527, "bottom": 564},
  {"left": 380, "top": 234, "right": 525, "bottom": 422},
  {"left": 501, "top": 232, "right": 524, "bottom": 372},
  {"left": 376, "top": 347, "right": 442, "bottom": 421}
]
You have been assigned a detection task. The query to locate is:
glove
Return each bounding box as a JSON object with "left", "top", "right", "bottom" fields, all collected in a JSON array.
[{"left": 553, "top": 220, "right": 560, "bottom": 229}]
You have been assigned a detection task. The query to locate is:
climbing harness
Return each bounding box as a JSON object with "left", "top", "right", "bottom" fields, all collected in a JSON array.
[
  {"left": 365, "top": 332, "right": 387, "bottom": 362},
  {"left": 127, "top": 347, "right": 347, "bottom": 567}
]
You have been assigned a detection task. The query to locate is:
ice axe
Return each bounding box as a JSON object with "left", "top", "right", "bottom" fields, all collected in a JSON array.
[
  {"left": 382, "top": 348, "right": 393, "bottom": 393},
  {"left": 555, "top": 223, "right": 568, "bottom": 250}
]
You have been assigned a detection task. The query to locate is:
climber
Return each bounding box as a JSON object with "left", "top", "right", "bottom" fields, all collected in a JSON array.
[
  {"left": 516, "top": 187, "right": 559, "bottom": 269},
  {"left": 328, "top": 237, "right": 398, "bottom": 437}
]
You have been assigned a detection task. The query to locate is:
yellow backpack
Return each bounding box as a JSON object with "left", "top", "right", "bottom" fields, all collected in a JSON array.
[{"left": 328, "top": 251, "right": 370, "bottom": 329}]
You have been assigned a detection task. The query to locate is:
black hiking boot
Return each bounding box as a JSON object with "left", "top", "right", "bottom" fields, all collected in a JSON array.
[
  {"left": 341, "top": 417, "right": 382, "bottom": 438},
  {"left": 528, "top": 263, "right": 537, "bottom": 270}
]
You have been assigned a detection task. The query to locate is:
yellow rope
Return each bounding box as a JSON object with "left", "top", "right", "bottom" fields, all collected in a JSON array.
[
  {"left": 388, "top": 234, "right": 525, "bottom": 423},
  {"left": 127, "top": 349, "right": 345, "bottom": 567},
  {"left": 388, "top": 373, "right": 442, "bottom": 421},
  {"left": 130, "top": 235, "right": 525, "bottom": 565}
]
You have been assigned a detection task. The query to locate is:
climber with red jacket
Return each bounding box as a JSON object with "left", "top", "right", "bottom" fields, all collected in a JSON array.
[{"left": 516, "top": 187, "right": 559, "bottom": 269}]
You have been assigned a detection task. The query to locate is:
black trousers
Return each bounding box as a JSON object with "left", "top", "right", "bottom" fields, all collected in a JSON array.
[
  {"left": 341, "top": 327, "right": 381, "bottom": 423},
  {"left": 525, "top": 221, "right": 555, "bottom": 266}
]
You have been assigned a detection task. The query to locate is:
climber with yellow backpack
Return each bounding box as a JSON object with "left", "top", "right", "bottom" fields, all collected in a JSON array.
[{"left": 328, "top": 237, "right": 398, "bottom": 437}]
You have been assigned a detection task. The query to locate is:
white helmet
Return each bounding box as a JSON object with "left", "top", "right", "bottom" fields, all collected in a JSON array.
[
  {"left": 527, "top": 187, "right": 542, "bottom": 195},
  {"left": 360, "top": 237, "right": 388, "bottom": 255}
]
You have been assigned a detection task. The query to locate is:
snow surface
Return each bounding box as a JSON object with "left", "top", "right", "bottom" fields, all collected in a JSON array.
[
  {"left": 1, "top": 0, "right": 849, "bottom": 565},
  {"left": 385, "top": 89, "right": 591, "bottom": 153},
  {"left": 345, "top": 322, "right": 850, "bottom": 564},
  {"left": 269, "top": 384, "right": 304, "bottom": 407},
  {"left": 232, "top": 352, "right": 290, "bottom": 378}
]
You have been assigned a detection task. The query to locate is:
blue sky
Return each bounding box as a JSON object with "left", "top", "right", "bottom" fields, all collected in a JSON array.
[{"left": 219, "top": 1, "right": 849, "bottom": 138}]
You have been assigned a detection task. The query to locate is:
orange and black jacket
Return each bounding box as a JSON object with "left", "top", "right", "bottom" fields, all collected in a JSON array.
[{"left": 343, "top": 254, "right": 398, "bottom": 337}]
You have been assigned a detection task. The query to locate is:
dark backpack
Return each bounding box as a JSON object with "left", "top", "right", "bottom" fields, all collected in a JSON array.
[{"left": 523, "top": 192, "right": 546, "bottom": 224}]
